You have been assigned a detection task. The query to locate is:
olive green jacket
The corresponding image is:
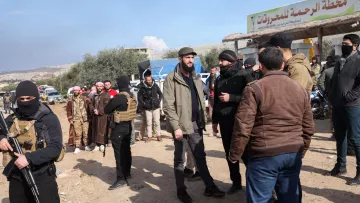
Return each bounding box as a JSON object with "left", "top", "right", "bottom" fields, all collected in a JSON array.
[{"left": 163, "top": 64, "right": 206, "bottom": 134}]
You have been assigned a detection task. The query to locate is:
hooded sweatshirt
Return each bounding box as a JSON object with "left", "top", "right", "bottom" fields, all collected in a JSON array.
[{"left": 285, "top": 53, "right": 313, "bottom": 93}]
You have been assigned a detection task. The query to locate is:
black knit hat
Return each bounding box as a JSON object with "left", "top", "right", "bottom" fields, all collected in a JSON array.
[
  {"left": 16, "top": 80, "right": 39, "bottom": 99},
  {"left": 219, "top": 50, "right": 238, "bottom": 62},
  {"left": 244, "top": 57, "right": 257, "bottom": 67},
  {"left": 268, "top": 33, "right": 293, "bottom": 49},
  {"left": 117, "top": 75, "right": 130, "bottom": 89}
]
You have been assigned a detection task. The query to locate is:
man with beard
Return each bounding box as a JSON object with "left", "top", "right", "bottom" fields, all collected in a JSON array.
[
  {"left": 91, "top": 82, "right": 110, "bottom": 152},
  {"left": 105, "top": 76, "right": 136, "bottom": 190},
  {"left": 104, "top": 80, "right": 118, "bottom": 98},
  {"left": 0, "top": 81, "right": 63, "bottom": 202},
  {"left": 212, "top": 50, "right": 258, "bottom": 195},
  {"left": 163, "top": 47, "right": 225, "bottom": 203},
  {"left": 67, "top": 86, "right": 92, "bottom": 153},
  {"left": 328, "top": 34, "right": 360, "bottom": 185}
]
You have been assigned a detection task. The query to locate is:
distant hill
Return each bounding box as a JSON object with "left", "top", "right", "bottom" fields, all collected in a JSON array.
[{"left": 0, "top": 63, "right": 74, "bottom": 82}]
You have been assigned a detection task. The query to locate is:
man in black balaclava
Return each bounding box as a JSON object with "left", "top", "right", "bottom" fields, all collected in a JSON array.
[
  {"left": 0, "top": 80, "right": 62, "bottom": 202},
  {"left": 328, "top": 34, "right": 360, "bottom": 185},
  {"left": 212, "top": 50, "right": 258, "bottom": 195},
  {"left": 105, "top": 75, "right": 137, "bottom": 190}
]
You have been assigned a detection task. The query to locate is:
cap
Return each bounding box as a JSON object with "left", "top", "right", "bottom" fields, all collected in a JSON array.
[{"left": 178, "top": 47, "right": 197, "bottom": 57}]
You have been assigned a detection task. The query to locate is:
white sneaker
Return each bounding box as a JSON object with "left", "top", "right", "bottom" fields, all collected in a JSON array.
[
  {"left": 85, "top": 146, "right": 92, "bottom": 151},
  {"left": 99, "top": 145, "right": 105, "bottom": 152},
  {"left": 74, "top": 148, "right": 81, "bottom": 154},
  {"left": 93, "top": 146, "right": 100, "bottom": 151}
]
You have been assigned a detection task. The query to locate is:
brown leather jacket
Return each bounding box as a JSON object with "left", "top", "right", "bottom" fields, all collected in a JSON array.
[{"left": 229, "top": 71, "right": 314, "bottom": 161}]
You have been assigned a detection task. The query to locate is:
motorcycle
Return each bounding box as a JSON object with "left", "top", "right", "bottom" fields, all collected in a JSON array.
[{"left": 310, "top": 89, "right": 328, "bottom": 119}]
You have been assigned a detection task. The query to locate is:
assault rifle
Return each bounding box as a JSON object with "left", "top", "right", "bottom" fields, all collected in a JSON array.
[{"left": 0, "top": 112, "right": 40, "bottom": 203}]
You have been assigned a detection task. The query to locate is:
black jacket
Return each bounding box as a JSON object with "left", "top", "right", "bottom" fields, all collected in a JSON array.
[
  {"left": 212, "top": 67, "right": 254, "bottom": 123},
  {"left": 329, "top": 51, "right": 360, "bottom": 107},
  {"left": 137, "top": 81, "right": 163, "bottom": 111},
  {"left": 0, "top": 103, "right": 63, "bottom": 176}
]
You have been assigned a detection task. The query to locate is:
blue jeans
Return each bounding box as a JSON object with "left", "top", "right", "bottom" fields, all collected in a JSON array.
[
  {"left": 246, "top": 152, "right": 302, "bottom": 203},
  {"left": 333, "top": 105, "right": 360, "bottom": 169}
]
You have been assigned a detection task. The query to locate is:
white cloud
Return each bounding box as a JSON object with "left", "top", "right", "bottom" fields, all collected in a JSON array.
[
  {"left": 142, "top": 36, "right": 169, "bottom": 53},
  {"left": 7, "top": 10, "right": 25, "bottom": 15}
]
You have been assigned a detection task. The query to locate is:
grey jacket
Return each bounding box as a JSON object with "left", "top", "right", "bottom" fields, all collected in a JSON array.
[
  {"left": 163, "top": 64, "right": 206, "bottom": 134},
  {"left": 317, "top": 67, "right": 334, "bottom": 94}
]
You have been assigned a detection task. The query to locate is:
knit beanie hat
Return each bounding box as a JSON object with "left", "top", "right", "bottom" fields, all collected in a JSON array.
[
  {"left": 16, "top": 80, "right": 40, "bottom": 99},
  {"left": 219, "top": 50, "right": 238, "bottom": 62}
]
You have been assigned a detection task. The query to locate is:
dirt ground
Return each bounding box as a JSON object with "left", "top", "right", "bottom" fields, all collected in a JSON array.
[{"left": 1, "top": 104, "right": 360, "bottom": 203}]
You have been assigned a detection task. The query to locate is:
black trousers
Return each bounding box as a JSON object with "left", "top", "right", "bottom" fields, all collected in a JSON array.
[
  {"left": 219, "top": 119, "right": 241, "bottom": 185},
  {"left": 9, "top": 172, "right": 60, "bottom": 203},
  {"left": 110, "top": 122, "right": 132, "bottom": 178},
  {"left": 174, "top": 122, "right": 214, "bottom": 189}
]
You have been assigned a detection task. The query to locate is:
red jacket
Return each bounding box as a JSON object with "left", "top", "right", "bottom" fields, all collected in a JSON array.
[{"left": 106, "top": 89, "right": 118, "bottom": 98}]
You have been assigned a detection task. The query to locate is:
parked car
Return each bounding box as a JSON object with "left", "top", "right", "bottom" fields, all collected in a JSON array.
[{"left": 47, "top": 91, "right": 64, "bottom": 104}]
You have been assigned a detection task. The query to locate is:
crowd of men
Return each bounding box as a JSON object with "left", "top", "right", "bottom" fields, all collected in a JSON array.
[{"left": 1, "top": 32, "right": 360, "bottom": 203}]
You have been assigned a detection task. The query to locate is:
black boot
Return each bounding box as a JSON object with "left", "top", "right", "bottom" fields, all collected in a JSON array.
[
  {"left": 346, "top": 169, "right": 360, "bottom": 185},
  {"left": 187, "top": 171, "right": 201, "bottom": 182},
  {"left": 108, "top": 177, "right": 128, "bottom": 190},
  {"left": 204, "top": 185, "right": 225, "bottom": 198},
  {"left": 184, "top": 167, "right": 194, "bottom": 178},
  {"left": 328, "top": 163, "right": 347, "bottom": 176},
  {"left": 177, "top": 188, "right": 192, "bottom": 203},
  {"left": 226, "top": 181, "right": 242, "bottom": 195}
]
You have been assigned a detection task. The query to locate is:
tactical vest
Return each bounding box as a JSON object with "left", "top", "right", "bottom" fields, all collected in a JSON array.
[
  {"left": 2, "top": 117, "right": 65, "bottom": 167},
  {"left": 113, "top": 92, "right": 137, "bottom": 122}
]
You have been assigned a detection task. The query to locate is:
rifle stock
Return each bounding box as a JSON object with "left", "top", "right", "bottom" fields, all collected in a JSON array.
[{"left": 0, "top": 112, "right": 41, "bottom": 203}]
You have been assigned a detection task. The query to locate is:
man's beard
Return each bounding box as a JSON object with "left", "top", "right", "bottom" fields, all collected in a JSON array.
[
  {"left": 219, "top": 65, "right": 231, "bottom": 75},
  {"left": 97, "top": 89, "right": 103, "bottom": 93},
  {"left": 182, "top": 62, "right": 194, "bottom": 73}
]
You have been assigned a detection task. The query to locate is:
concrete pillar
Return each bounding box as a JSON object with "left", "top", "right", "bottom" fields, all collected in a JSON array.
[{"left": 318, "top": 27, "right": 323, "bottom": 61}]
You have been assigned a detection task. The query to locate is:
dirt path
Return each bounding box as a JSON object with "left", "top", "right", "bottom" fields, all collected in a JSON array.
[{"left": 1, "top": 104, "right": 359, "bottom": 203}]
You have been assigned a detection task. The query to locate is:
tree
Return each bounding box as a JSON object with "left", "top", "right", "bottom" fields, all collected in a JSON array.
[
  {"left": 55, "top": 47, "right": 147, "bottom": 93},
  {"left": 163, "top": 50, "right": 179, "bottom": 59},
  {"left": 201, "top": 48, "right": 225, "bottom": 70},
  {"left": 321, "top": 40, "right": 334, "bottom": 61},
  {"left": 1, "top": 83, "right": 18, "bottom": 92}
]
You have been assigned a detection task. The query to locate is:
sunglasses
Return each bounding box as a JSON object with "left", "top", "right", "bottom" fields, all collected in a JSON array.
[{"left": 17, "top": 96, "right": 36, "bottom": 101}]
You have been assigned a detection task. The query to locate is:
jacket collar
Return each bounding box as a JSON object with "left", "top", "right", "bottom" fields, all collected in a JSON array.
[
  {"left": 174, "top": 64, "right": 197, "bottom": 87},
  {"left": 262, "top": 70, "right": 288, "bottom": 78}
]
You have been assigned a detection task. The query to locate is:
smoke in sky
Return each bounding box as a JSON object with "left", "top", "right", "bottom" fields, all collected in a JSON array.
[{"left": 142, "top": 36, "right": 169, "bottom": 53}]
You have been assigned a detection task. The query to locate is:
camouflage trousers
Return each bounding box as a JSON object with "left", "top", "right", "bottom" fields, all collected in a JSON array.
[{"left": 74, "top": 120, "right": 89, "bottom": 147}]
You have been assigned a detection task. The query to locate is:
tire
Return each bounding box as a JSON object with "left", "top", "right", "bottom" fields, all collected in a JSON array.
[{"left": 311, "top": 100, "right": 323, "bottom": 119}]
